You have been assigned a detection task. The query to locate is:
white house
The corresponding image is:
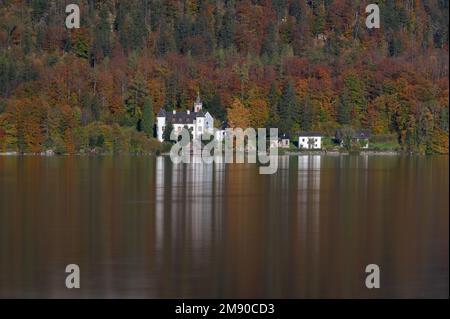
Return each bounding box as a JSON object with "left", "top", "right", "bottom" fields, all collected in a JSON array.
[
  {"left": 156, "top": 95, "right": 214, "bottom": 142},
  {"left": 279, "top": 134, "right": 290, "bottom": 148},
  {"left": 298, "top": 132, "right": 322, "bottom": 149},
  {"left": 335, "top": 129, "right": 371, "bottom": 149},
  {"left": 352, "top": 130, "right": 370, "bottom": 149}
]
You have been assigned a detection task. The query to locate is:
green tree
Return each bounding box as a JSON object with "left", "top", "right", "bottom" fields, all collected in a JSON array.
[
  {"left": 142, "top": 96, "right": 154, "bottom": 138},
  {"left": 218, "top": 5, "right": 235, "bottom": 49},
  {"left": 94, "top": 7, "right": 111, "bottom": 57},
  {"left": 339, "top": 126, "right": 357, "bottom": 151},
  {"left": 205, "top": 94, "right": 226, "bottom": 122},
  {"left": 261, "top": 22, "right": 278, "bottom": 61},
  {"left": 339, "top": 74, "right": 366, "bottom": 125},
  {"left": 279, "top": 82, "right": 298, "bottom": 135},
  {"left": 267, "top": 82, "right": 280, "bottom": 128},
  {"left": 129, "top": 7, "right": 148, "bottom": 50},
  {"left": 163, "top": 122, "right": 174, "bottom": 142},
  {"left": 300, "top": 95, "right": 313, "bottom": 130},
  {"left": 163, "top": 73, "right": 179, "bottom": 111},
  {"left": 125, "top": 73, "right": 149, "bottom": 130}
]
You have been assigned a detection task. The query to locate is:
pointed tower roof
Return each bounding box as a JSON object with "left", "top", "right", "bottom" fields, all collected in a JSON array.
[{"left": 157, "top": 108, "right": 166, "bottom": 117}]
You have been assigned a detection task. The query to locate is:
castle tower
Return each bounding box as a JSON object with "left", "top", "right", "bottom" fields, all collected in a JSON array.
[{"left": 194, "top": 92, "right": 202, "bottom": 112}]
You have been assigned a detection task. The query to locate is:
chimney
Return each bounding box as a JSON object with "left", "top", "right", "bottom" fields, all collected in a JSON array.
[{"left": 172, "top": 110, "right": 176, "bottom": 115}]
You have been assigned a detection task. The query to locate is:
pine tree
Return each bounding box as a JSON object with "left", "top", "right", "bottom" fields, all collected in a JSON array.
[
  {"left": 279, "top": 82, "right": 298, "bottom": 135},
  {"left": 115, "top": 2, "right": 131, "bottom": 50},
  {"left": 267, "top": 83, "right": 280, "bottom": 128},
  {"left": 218, "top": 5, "right": 235, "bottom": 49},
  {"left": 142, "top": 96, "right": 154, "bottom": 138},
  {"left": 205, "top": 94, "right": 226, "bottom": 122},
  {"left": 163, "top": 122, "right": 174, "bottom": 142},
  {"left": 163, "top": 74, "right": 178, "bottom": 111},
  {"left": 261, "top": 22, "right": 279, "bottom": 61},
  {"left": 272, "top": 0, "right": 288, "bottom": 20},
  {"left": 129, "top": 7, "right": 148, "bottom": 50},
  {"left": 338, "top": 95, "right": 351, "bottom": 125},
  {"left": 157, "top": 21, "right": 176, "bottom": 56},
  {"left": 300, "top": 95, "right": 313, "bottom": 131},
  {"left": 95, "top": 7, "right": 111, "bottom": 58},
  {"left": 125, "top": 73, "right": 149, "bottom": 129}
]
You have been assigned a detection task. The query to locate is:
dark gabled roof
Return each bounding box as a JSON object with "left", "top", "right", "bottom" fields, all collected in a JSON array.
[
  {"left": 279, "top": 133, "right": 290, "bottom": 139},
  {"left": 335, "top": 128, "right": 371, "bottom": 140},
  {"left": 297, "top": 131, "right": 322, "bottom": 137},
  {"left": 354, "top": 129, "right": 371, "bottom": 139},
  {"left": 157, "top": 110, "right": 205, "bottom": 124}
]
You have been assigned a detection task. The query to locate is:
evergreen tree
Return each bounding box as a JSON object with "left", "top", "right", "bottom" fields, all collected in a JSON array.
[
  {"left": 439, "top": 107, "right": 449, "bottom": 133},
  {"left": 261, "top": 22, "right": 279, "bottom": 61},
  {"left": 272, "top": 0, "right": 288, "bottom": 20},
  {"left": 163, "top": 74, "right": 179, "bottom": 111},
  {"left": 157, "top": 21, "right": 176, "bottom": 56},
  {"left": 115, "top": 2, "right": 130, "bottom": 50},
  {"left": 338, "top": 95, "right": 351, "bottom": 125},
  {"left": 163, "top": 122, "right": 174, "bottom": 142},
  {"left": 142, "top": 96, "right": 154, "bottom": 138},
  {"left": 267, "top": 82, "right": 280, "bottom": 128},
  {"left": 205, "top": 94, "right": 226, "bottom": 122},
  {"left": 289, "top": 0, "right": 303, "bottom": 22},
  {"left": 279, "top": 82, "right": 298, "bottom": 135},
  {"left": 310, "top": 0, "right": 326, "bottom": 36},
  {"left": 95, "top": 7, "right": 111, "bottom": 57},
  {"left": 300, "top": 95, "right": 313, "bottom": 130},
  {"left": 218, "top": 5, "right": 235, "bottom": 49},
  {"left": 129, "top": 7, "right": 148, "bottom": 50},
  {"left": 174, "top": 16, "right": 190, "bottom": 53},
  {"left": 125, "top": 73, "right": 149, "bottom": 129}
]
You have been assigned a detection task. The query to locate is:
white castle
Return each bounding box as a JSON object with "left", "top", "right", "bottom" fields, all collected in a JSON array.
[{"left": 156, "top": 94, "right": 215, "bottom": 142}]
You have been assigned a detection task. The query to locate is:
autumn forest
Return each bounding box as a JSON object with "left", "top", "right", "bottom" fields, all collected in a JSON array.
[{"left": 0, "top": 0, "right": 448, "bottom": 154}]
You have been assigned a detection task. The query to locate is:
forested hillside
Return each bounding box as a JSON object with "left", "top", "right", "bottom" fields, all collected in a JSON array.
[{"left": 0, "top": 0, "right": 448, "bottom": 154}]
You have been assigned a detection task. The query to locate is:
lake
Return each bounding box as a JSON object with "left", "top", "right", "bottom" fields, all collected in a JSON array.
[{"left": 0, "top": 155, "right": 448, "bottom": 298}]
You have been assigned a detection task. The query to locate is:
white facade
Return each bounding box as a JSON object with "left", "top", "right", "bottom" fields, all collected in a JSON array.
[
  {"left": 215, "top": 129, "right": 226, "bottom": 142},
  {"left": 156, "top": 116, "right": 166, "bottom": 142},
  {"left": 298, "top": 135, "right": 322, "bottom": 149},
  {"left": 279, "top": 138, "right": 290, "bottom": 148},
  {"left": 156, "top": 97, "right": 215, "bottom": 142}
]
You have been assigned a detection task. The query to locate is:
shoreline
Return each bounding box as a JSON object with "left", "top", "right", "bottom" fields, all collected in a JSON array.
[{"left": 0, "top": 150, "right": 445, "bottom": 157}]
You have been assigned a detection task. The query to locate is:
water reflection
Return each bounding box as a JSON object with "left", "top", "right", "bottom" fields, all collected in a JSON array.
[{"left": 0, "top": 155, "right": 448, "bottom": 298}]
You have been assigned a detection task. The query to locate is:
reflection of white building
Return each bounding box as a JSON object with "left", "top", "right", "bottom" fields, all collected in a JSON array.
[
  {"left": 298, "top": 132, "right": 322, "bottom": 149},
  {"left": 154, "top": 157, "right": 224, "bottom": 263},
  {"left": 156, "top": 95, "right": 214, "bottom": 142}
]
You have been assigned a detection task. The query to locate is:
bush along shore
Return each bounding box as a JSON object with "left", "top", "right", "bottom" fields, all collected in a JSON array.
[{"left": 0, "top": 122, "right": 173, "bottom": 156}]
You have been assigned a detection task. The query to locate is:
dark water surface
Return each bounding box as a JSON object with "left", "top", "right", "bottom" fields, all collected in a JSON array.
[{"left": 0, "top": 155, "right": 448, "bottom": 298}]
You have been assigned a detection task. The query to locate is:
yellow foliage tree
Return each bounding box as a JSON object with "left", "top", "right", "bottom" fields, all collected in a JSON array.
[{"left": 227, "top": 98, "right": 251, "bottom": 128}]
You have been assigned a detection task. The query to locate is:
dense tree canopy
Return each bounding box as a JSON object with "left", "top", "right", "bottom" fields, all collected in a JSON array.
[{"left": 0, "top": 0, "right": 448, "bottom": 154}]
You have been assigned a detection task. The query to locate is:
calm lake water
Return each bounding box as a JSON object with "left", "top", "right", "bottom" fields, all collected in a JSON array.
[{"left": 0, "top": 155, "right": 448, "bottom": 298}]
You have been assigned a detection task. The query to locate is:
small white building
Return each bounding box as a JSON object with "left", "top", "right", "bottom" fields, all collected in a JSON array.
[
  {"left": 278, "top": 134, "right": 290, "bottom": 148},
  {"left": 298, "top": 132, "right": 322, "bottom": 149},
  {"left": 156, "top": 95, "right": 214, "bottom": 142},
  {"left": 335, "top": 129, "right": 371, "bottom": 149}
]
